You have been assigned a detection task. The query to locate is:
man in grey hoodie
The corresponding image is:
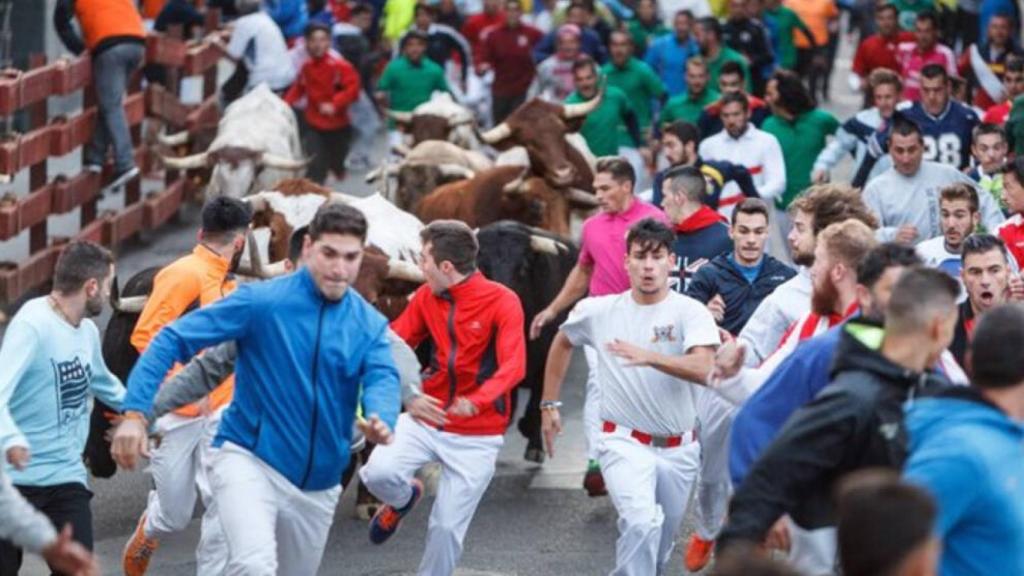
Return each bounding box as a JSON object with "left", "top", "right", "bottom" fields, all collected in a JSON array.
[{"left": 863, "top": 116, "right": 1004, "bottom": 245}]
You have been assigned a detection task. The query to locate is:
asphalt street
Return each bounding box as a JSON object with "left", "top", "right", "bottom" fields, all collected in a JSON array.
[{"left": 16, "top": 29, "right": 864, "bottom": 576}]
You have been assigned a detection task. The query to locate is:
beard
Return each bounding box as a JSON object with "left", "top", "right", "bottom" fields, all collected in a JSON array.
[
  {"left": 792, "top": 249, "right": 814, "bottom": 267},
  {"left": 811, "top": 275, "right": 840, "bottom": 315},
  {"left": 84, "top": 292, "right": 105, "bottom": 318}
]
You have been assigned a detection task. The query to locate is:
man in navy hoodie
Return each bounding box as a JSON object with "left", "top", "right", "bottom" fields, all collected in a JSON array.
[
  {"left": 904, "top": 303, "right": 1024, "bottom": 576},
  {"left": 660, "top": 165, "right": 733, "bottom": 292}
]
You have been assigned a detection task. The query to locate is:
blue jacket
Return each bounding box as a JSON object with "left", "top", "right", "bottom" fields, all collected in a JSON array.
[
  {"left": 904, "top": 388, "right": 1024, "bottom": 576},
  {"left": 123, "top": 268, "right": 401, "bottom": 491},
  {"left": 686, "top": 252, "right": 795, "bottom": 335},
  {"left": 266, "top": 0, "right": 309, "bottom": 40},
  {"left": 644, "top": 34, "right": 699, "bottom": 96}
]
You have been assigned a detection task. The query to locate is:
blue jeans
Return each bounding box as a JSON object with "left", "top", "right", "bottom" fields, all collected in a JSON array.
[{"left": 86, "top": 42, "right": 144, "bottom": 172}]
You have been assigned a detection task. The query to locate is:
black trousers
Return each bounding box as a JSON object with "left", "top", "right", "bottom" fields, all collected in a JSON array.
[
  {"left": 492, "top": 93, "right": 527, "bottom": 125},
  {"left": 306, "top": 125, "right": 354, "bottom": 183},
  {"left": 0, "top": 483, "right": 93, "bottom": 576}
]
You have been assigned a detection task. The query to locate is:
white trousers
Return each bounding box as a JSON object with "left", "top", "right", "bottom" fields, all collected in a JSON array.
[
  {"left": 144, "top": 411, "right": 227, "bottom": 575},
  {"left": 211, "top": 442, "right": 341, "bottom": 576},
  {"left": 693, "top": 388, "right": 735, "bottom": 541},
  {"left": 584, "top": 346, "right": 602, "bottom": 461},
  {"left": 598, "top": 429, "right": 701, "bottom": 576},
  {"left": 360, "top": 413, "right": 503, "bottom": 576},
  {"left": 787, "top": 519, "right": 838, "bottom": 576}
]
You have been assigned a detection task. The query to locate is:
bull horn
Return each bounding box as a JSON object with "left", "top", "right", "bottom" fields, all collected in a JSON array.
[
  {"left": 113, "top": 295, "right": 149, "bottom": 313},
  {"left": 529, "top": 235, "right": 566, "bottom": 255},
  {"left": 157, "top": 130, "right": 191, "bottom": 147},
  {"left": 260, "top": 153, "right": 308, "bottom": 171},
  {"left": 386, "top": 109, "right": 413, "bottom": 124},
  {"left": 258, "top": 259, "right": 291, "bottom": 278},
  {"left": 329, "top": 192, "right": 354, "bottom": 205},
  {"left": 502, "top": 168, "right": 531, "bottom": 194},
  {"left": 438, "top": 164, "right": 475, "bottom": 179},
  {"left": 391, "top": 142, "right": 411, "bottom": 157},
  {"left": 561, "top": 89, "right": 604, "bottom": 119},
  {"left": 447, "top": 116, "right": 475, "bottom": 127},
  {"left": 243, "top": 191, "right": 270, "bottom": 212},
  {"left": 387, "top": 259, "right": 425, "bottom": 283},
  {"left": 161, "top": 151, "right": 209, "bottom": 170},
  {"left": 567, "top": 188, "right": 600, "bottom": 207},
  {"left": 479, "top": 122, "right": 512, "bottom": 144}
]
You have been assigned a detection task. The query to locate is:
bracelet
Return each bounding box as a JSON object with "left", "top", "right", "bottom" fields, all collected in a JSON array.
[{"left": 540, "top": 400, "right": 563, "bottom": 410}]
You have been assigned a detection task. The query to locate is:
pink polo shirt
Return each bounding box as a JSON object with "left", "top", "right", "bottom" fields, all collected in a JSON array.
[{"left": 578, "top": 199, "right": 670, "bottom": 296}]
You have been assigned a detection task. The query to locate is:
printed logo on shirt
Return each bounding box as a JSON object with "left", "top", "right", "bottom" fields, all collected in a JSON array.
[
  {"left": 651, "top": 325, "right": 677, "bottom": 343},
  {"left": 669, "top": 257, "right": 710, "bottom": 293},
  {"left": 518, "top": 34, "right": 528, "bottom": 47},
  {"left": 51, "top": 356, "right": 92, "bottom": 427}
]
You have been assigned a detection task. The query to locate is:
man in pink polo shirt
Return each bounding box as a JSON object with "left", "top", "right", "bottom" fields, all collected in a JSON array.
[{"left": 529, "top": 156, "right": 669, "bottom": 496}]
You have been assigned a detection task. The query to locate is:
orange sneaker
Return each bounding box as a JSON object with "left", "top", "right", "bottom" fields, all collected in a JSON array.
[
  {"left": 122, "top": 513, "right": 160, "bottom": 576},
  {"left": 684, "top": 534, "right": 715, "bottom": 572}
]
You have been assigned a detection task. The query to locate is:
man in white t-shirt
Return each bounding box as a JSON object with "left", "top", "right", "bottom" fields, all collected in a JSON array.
[
  {"left": 540, "top": 218, "right": 720, "bottom": 575},
  {"left": 916, "top": 183, "right": 981, "bottom": 302},
  {"left": 210, "top": 0, "right": 296, "bottom": 96}
]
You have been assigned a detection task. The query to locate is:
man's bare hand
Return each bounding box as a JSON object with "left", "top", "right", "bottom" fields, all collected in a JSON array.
[
  {"left": 447, "top": 396, "right": 479, "bottom": 418},
  {"left": 708, "top": 340, "right": 746, "bottom": 384},
  {"left": 707, "top": 294, "right": 726, "bottom": 323},
  {"left": 764, "top": 516, "right": 792, "bottom": 552},
  {"left": 319, "top": 102, "right": 337, "bottom": 116},
  {"left": 811, "top": 169, "right": 829, "bottom": 184},
  {"left": 6, "top": 446, "right": 29, "bottom": 470},
  {"left": 541, "top": 409, "right": 562, "bottom": 458},
  {"left": 530, "top": 308, "right": 556, "bottom": 340},
  {"left": 110, "top": 417, "right": 150, "bottom": 470},
  {"left": 895, "top": 224, "right": 918, "bottom": 244},
  {"left": 1009, "top": 274, "right": 1024, "bottom": 302},
  {"left": 606, "top": 339, "right": 652, "bottom": 367},
  {"left": 406, "top": 395, "right": 448, "bottom": 426},
  {"left": 358, "top": 415, "right": 394, "bottom": 445},
  {"left": 41, "top": 525, "right": 98, "bottom": 576}
]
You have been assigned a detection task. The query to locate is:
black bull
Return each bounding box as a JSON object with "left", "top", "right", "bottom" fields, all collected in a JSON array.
[{"left": 476, "top": 221, "right": 577, "bottom": 456}]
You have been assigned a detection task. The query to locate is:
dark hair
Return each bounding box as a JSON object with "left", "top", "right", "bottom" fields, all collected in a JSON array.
[
  {"left": 595, "top": 156, "right": 636, "bottom": 189},
  {"left": 201, "top": 196, "right": 252, "bottom": 244},
  {"left": 697, "top": 16, "right": 722, "bottom": 38},
  {"left": 875, "top": 3, "right": 897, "bottom": 17},
  {"left": 404, "top": 29, "right": 429, "bottom": 44},
  {"left": 789, "top": 184, "right": 879, "bottom": 235},
  {"left": 973, "top": 122, "right": 1006, "bottom": 144},
  {"left": 719, "top": 60, "right": 745, "bottom": 81},
  {"left": 710, "top": 544, "right": 803, "bottom": 576},
  {"left": 971, "top": 303, "right": 1024, "bottom": 388},
  {"left": 719, "top": 91, "right": 749, "bottom": 112},
  {"left": 53, "top": 241, "right": 114, "bottom": 294},
  {"left": 414, "top": 2, "right": 436, "bottom": 17},
  {"left": 731, "top": 198, "right": 769, "bottom": 226},
  {"left": 939, "top": 182, "right": 979, "bottom": 213},
  {"left": 915, "top": 10, "right": 939, "bottom": 29},
  {"left": 663, "top": 165, "right": 707, "bottom": 201},
  {"left": 890, "top": 113, "right": 923, "bottom": 141},
  {"left": 771, "top": 68, "right": 815, "bottom": 114},
  {"left": 920, "top": 63, "right": 948, "bottom": 82},
  {"left": 572, "top": 55, "right": 599, "bottom": 76},
  {"left": 421, "top": 220, "right": 478, "bottom": 274},
  {"left": 886, "top": 266, "right": 960, "bottom": 333},
  {"left": 609, "top": 29, "right": 632, "bottom": 45},
  {"left": 674, "top": 8, "right": 694, "bottom": 20},
  {"left": 567, "top": 0, "right": 592, "bottom": 14},
  {"left": 663, "top": 121, "right": 701, "bottom": 145},
  {"left": 1001, "top": 155, "right": 1024, "bottom": 183},
  {"left": 856, "top": 242, "right": 921, "bottom": 287},
  {"left": 350, "top": 2, "right": 373, "bottom": 17},
  {"left": 308, "top": 203, "right": 368, "bottom": 242},
  {"left": 304, "top": 21, "right": 331, "bottom": 38},
  {"left": 289, "top": 225, "right": 309, "bottom": 264},
  {"left": 837, "top": 469, "right": 937, "bottom": 576},
  {"left": 626, "top": 218, "right": 675, "bottom": 256},
  {"left": 962, "top": 233, "right": 1009, "bottom": 264}
]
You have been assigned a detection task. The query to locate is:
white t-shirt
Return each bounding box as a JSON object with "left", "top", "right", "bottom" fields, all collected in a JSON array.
[
  {"left": 560, "top": 291, "right": 720, "bottom": 435},
  {"left": 227, "top": 12, "right": 296, "bottom": 91}
]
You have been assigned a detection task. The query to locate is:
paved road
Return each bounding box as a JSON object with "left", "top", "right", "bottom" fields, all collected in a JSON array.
[{"left": 18, "top": 32, "right": 865, "bottom": 576}]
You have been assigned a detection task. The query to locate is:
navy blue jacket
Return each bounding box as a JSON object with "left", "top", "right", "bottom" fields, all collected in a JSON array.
[
  {"left": 686, "top": 253, "right": 795, "bottom": 335},
  {"left": 668, "top": 206, "right": 733, "bottom": 293}
]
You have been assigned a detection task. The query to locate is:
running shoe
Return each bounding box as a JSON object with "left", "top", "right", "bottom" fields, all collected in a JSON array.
[
  {"left": 583, "top": 460, "right": 607, "bottom": 497},
  {"left": 122, "top": 513, "right": 159, "bottom": 576},
  {"left": 684, "top": 534, "right": 715, "bottom": 572},
  {"left": 369, "top": 478, "right": 423, "bottom": 544}
]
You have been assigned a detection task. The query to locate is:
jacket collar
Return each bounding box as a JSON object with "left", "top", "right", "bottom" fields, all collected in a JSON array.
[
  {"left": 831, "top": 318, "right": 929, "bottom": 390},
  {"left": 440, "top": 271, "right": 484, "bottom": 301},
  {"left": 675, "top": 205, "right": 726, "bottom": 233},
  {"left": 297, "top": 266, "right": 350, "bottom": 305},
  {"left": 193, "top": 244, "right": 232, "bottom": 278}
]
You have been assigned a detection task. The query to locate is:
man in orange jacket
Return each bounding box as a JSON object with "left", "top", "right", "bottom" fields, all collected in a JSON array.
[
  {"left": 121, "top": 197, "right": 252, "bottom": 576},
  {"left": 54, "top": 0, "right": 145, "bottom": 189},
  {"left": 360, "top": 220, "right": 527, "bottom": 576}
]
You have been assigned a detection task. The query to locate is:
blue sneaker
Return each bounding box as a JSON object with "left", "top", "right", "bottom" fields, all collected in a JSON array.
[{"left": 369, "top": 478, "right": 423, "bottom": 544}]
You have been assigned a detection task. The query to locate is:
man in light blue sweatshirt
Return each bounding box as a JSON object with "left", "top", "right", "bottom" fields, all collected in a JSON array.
[
  {"left": 0, "top": 241, "right": 124, "bottom": 574},
  {"left": 904, "top": 302, "right": 1024, "bottom": 576}
]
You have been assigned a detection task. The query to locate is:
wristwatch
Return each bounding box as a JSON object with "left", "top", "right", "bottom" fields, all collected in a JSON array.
[{"left": 540, "top": 400, "right": 563, "bottom": 411}]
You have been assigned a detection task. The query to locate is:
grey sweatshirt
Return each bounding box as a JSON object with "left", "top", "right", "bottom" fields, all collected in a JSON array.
[
  {"left": 863, "top": 161, "right": 1005, "bottom": 244},
  {"left": 152, "top": 330, "right": 423, "bottom": 419},
  {"left": 0, "top": 465, "right": 56, "bottom": 553}
]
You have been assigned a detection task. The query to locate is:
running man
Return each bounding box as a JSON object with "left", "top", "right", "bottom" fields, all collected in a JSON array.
[{"left": 542, "top": 218, "right": 720, "bottom": 575}]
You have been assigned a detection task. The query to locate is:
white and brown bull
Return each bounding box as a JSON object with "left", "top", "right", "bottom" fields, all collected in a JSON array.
[
  {"left": 367, "top": 140, "right": 493, "bottom": 211},
  {"left": 388, "top": 92, "right": 478, "bottom": 149},
  {"left": 159, "top": 84, "right": 307, "bottom": 199}
]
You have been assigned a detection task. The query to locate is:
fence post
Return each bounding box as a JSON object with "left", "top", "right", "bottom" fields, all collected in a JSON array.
[{"left": 27, "top": 53, "right": 46, "bottom": 256}]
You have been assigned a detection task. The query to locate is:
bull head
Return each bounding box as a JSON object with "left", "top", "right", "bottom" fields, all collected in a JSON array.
[
  {"left": 161, "top": 149, "right": 308, "bottom": 172},
  {"left": 529, "top": 234, "right": 568, "bottom": 255}
]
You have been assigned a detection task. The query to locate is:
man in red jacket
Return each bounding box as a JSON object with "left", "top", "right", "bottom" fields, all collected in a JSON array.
[
  {"left": 478, "top": 0, "right": 544, "bottom": 123},
  {"left": 360, "top": 220, "right": 526, "bottom": 576},
  {"left": 284, "top": 22, "right": 361, "bottom": 184}
]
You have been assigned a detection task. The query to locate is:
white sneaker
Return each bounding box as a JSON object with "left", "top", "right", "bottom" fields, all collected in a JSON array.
[{"left": 105, "top": 166, "right": 140, "bottom": 190}]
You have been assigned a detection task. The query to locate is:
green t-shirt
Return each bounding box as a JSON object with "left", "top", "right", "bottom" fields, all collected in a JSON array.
[
  {"left": 566, "top": 85, "right": 635, "bottom": 157},
  {"left": 601, "top": 58, "right": 666, "bottom": 136},
  {"left": 764, "top": 5, "right": 811, "bottom": 70},
  {"left": 762, "top": 108, "right": 840, "bottom": 208},
  {"left": 660, "top": 88, "right": 720, "bottom": 127},
  {"left": 377, "top": 56, "right": 450, "bottom": 116},
  {"left": 891, "top": 0, "right": 935, "bottom": 30},
  {"left": 626, "top": 18, "right": 670, "bottom": 55},
  {"left": 707, "top": 46, "right": 752, "bottom": 93}
]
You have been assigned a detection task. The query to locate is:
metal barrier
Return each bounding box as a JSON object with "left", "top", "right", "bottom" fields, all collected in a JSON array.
[{"left": 0, "top": 11, "right": 222, "bottom": 306}]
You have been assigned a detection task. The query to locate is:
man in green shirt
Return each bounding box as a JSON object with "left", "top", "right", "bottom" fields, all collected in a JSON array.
[
  {"left": 763, "top": 0, "right": 815, "bottom": 70},
  {"left": 660, "top": 56, "right": 721, "bottom": 127},
  {"left": 375, "top": 30, "right": 450, "bottom": 147},
  {"left": 602, "top": 30, "right": 666, "bottom": 143},
  {"left": 695, "top": 16, "right": 752, "bottom": 93},
  {"left": 626, "top": 0, "right": 669, "bottom": 58},
  {"left": 761, "top": 69, "right": 839, "bottom": 209}
]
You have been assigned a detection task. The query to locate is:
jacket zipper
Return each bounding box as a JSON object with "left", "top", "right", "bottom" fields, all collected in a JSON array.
[
  {"left": 445, "top": 296, "right": 458, "bottom": 410},
  {"left": 301, "top": 302, "right": 327, "bottom": 488}
]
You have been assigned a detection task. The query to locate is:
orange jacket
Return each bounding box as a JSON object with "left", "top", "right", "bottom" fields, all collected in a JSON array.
[
  {"left": 131, "top": 245, "right": 236, "bottom": 417},
  {"left": 73, "top": 0, "right": 145, "bottom": 51}
]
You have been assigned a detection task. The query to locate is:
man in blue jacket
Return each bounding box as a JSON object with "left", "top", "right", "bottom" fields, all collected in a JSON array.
[
  {"left": 111, "top": 203, "right": 401, "bottom": 576},
  {"left": 904, "top": 303, "right": 1024, "bottom": 576}
]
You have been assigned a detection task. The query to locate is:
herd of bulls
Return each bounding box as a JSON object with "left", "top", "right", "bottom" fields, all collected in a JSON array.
[{"left": 88, "top": 85, "right": 607, "bottom": 473}]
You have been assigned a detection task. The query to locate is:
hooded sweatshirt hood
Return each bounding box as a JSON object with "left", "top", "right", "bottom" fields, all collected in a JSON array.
[{"left": 675, "top": 205, "right": 727, "bottom": 234}]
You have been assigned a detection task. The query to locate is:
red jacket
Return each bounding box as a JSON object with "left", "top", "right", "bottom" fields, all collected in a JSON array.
[
  {"left": 851, "top": 31, "right": 915, "bottom": 78},
  {"left": 284, "top": 53, "right": 361, "bottom": 131},
  {"left": 479, "top": 23, "right": 544, "bottom": 97},
  {"left": 392, "top": 272, "right": 526, "bottom": 435}
]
